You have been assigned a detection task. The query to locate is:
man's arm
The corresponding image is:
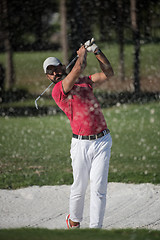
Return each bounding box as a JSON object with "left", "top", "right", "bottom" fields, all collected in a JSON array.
[
  {"left": 85, "top": 39, "right": 114, "bottom": 86},
  {"left": 91, "top": 49, "right": 114, "bottom": 84},
  {"left": 62, "top": 46, "right": 87, "bottom": 93}
]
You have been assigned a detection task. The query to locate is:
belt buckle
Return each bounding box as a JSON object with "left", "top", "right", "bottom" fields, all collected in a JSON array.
[
  {"left": 89, "top": 135, "right": 97, "bottom": 140},
  {"left": 89, "top": 135, "right": 94, "bottom": 140}
]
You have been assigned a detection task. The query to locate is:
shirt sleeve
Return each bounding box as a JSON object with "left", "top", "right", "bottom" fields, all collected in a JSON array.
[
  {"left": 52, "top": 81, "right": 68, "bottom": 103},
  {"left": 77, "top": 76, "right": 93, "bottom": 88}
]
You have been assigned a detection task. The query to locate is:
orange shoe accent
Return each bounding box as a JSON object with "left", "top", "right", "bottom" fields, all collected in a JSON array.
[
  {"left": 66, "top": 214, "right": 71, "bottom": 229},
  {"left": 66, "top": 214, "right": 80, "bottom": 229}
]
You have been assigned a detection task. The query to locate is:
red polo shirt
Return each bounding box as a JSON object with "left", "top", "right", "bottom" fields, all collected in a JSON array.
[{"left": 52, "top": 76, "right": 107, "bottom": 135}]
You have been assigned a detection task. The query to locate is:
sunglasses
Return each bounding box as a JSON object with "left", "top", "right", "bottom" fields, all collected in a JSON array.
[{"left": 46, "top": 64, "right": 62, "bottom": 75}]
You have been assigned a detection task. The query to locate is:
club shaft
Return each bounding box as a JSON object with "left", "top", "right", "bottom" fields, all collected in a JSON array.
[
  {"left": 37, "top": 82, "right": 53, "bottom": 99},
  {"left": 35, "top": 38, "right": 95, "bottom": 109},
  {"left": 66, "top": 55, "right": 78, "bottom": 69},
  {"left": 35, "top": 55, "right": 78, "bottom": 109}
]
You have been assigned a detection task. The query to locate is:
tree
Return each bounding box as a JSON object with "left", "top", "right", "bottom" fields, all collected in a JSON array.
[
  {"left": 60, "top": 0, "right": 68, "bottom": 65},
  {"left": 67, "top": 0, "right": 92, "bottom": 57},
  {"left": 0, "top": 0, "right": 60, "bottom": 90},
  {"left": 130, "top": 0, "right": 140, "bottom": 93},
  {"left": 117, "top": 0, "right": 125, "bottom": 81},
  {"left": 98, "top": 0, "right": 117, "bottom": 42},
  {"left": 0, "top": 0, "right": 15, "bottom": 89}
]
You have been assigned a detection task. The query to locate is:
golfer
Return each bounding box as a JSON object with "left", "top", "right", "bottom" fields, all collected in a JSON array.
[{"left": 43, "top": 39, "right": 114, "bottom": 229}]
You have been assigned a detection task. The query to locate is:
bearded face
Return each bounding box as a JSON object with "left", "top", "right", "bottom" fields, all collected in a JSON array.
[{"left": 46, "top": 65, "right": 67, "bottom": 84}]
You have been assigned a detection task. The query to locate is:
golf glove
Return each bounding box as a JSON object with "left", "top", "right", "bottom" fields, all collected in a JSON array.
[{"left": 84, "top": 38, "right": 98, "bottom": 53}]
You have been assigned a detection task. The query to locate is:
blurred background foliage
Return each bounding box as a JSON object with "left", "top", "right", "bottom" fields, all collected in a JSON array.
[
  {"left": 0, "top": 0, "right": 160, "bottom": 104},
  {"left": 0, "top": 0, "right": 160, "bottom": 51}
]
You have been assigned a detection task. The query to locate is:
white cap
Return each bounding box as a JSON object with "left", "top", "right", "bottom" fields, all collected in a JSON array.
[{"left": 43, "top": 57, "right": 62, "bottom": 73}]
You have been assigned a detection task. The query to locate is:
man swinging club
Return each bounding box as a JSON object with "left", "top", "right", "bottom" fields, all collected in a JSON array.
[{"left": 43, "top": 39, "right": 114, "bottom": 229}]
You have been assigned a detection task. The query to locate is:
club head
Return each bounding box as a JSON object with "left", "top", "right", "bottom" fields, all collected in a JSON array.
[
  {"left": 35, "top": 99, "right": 39, "bottom": 109},
  {"left": 35, "top": 96, "right": 41, "bottom": 109}
]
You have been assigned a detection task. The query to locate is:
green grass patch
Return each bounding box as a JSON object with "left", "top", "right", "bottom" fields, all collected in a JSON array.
[
  {"left": 105, "top": 101, "right": 160, "bottom": 184},
  {"left": 0, "top": 228, "right": 160, "bottom": 240},
  {"left": 0, "top": 102, "right": 160, "bottom": 189},
  {"left": 0, "top": 43, "right": 159, "bottom": 94},
  {"left": 0, "top": 114, "right": 72, "bottom": 189},
  {"left": 0, "top": 98, "right": 57, "bottom": 108}
]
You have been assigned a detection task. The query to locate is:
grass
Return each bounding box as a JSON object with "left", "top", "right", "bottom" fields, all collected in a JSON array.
[
  {"left": 105, "top": 101, "right": 160, "bottom": 183},
  {"left": 0, "top": 228, "right": 160, "bottom": 240},
  {"left": 0, "top": 101, "right": 159, "bottom": 189},
  {"left": 0, "top": 43, "right": 159, "bottom": 95},
  {"left": 0, "top": 114, "right": 72, "bottom": 189},
  {"left": 1, "top": 98, "right": 57, "bottom": 108}
]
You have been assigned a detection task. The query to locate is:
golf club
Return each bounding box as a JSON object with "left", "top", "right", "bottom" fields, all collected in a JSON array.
[{"left": 35, "top": 38, "right": 95, "bottom": 109}]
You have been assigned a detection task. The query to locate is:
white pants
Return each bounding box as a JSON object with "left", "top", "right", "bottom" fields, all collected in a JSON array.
[{"left": 69, "top": 133, "right": 112, "bottom": 228}]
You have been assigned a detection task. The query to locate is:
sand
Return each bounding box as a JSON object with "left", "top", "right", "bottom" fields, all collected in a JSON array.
[{"left": 0, "top": 182, "right": 160, "bottom": 230}]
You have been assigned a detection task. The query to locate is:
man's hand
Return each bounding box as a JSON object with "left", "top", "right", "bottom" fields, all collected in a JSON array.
[{"left": 84, "top": 38, "right": 98, "bottom": 53}]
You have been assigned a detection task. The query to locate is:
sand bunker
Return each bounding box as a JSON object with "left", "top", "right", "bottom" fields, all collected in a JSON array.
[{"left": 0, "top": 183, "right": 160, "bottom": 230}]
